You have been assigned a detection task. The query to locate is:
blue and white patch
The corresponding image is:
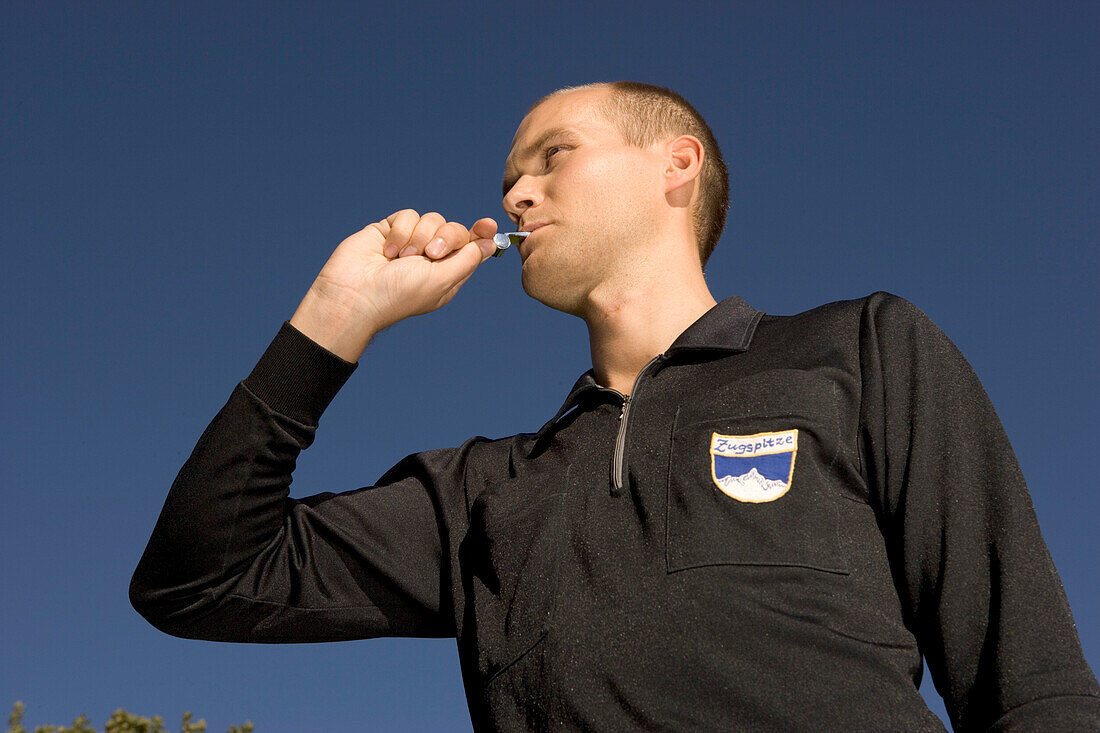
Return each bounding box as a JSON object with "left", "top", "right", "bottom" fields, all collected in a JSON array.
[{"left": 710, "top": 429, "right": 798, "bottom": 503}]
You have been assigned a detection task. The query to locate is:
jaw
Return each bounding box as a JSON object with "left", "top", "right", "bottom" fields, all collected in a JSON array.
[
  {"left": 520, "top": 248, "right": 593, "bottom": 319},
  {"left": 521, "top": 262, "right": 583, "bottom": 317}
]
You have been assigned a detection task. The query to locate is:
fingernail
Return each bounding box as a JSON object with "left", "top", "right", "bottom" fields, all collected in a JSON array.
[
  {"left": 399, "top": 245, "right": 418, "bottom": 257},
  {"left": 426, "top": 237, "right": 445, "bottom": 258},
  {"left": 384, "top": 244, "right": 398, "bottom": 258}
]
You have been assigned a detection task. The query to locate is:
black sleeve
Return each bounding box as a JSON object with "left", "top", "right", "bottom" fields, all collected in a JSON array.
[
  {"left": 130, "top": 322, "right": 473, "bottom": 642},
  {"left": 858, "top": 293, "right": 1100, "bottom": 731}
]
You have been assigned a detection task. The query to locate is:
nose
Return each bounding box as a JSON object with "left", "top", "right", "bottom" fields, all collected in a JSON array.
[{"left": 503, "top": 175, "right": 542, "bottom": 222}]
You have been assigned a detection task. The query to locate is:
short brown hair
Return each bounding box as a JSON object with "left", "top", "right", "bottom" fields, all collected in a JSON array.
[{"left": 533, "top": 82, "right": 730, "bottom": 266}]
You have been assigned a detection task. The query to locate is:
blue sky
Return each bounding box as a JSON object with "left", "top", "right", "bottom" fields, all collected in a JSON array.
[{"left": 2, "top": 2, "right": 1097, "bottom": 730}]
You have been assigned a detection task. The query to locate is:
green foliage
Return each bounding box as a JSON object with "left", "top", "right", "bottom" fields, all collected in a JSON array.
[{"left": 7, "top": 703, "right": 252, "bottom": 733}]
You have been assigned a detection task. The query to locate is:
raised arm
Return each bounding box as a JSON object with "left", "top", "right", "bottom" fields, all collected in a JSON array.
[{"left": 130, "top": 211, "right": 498, "bottom": 642}]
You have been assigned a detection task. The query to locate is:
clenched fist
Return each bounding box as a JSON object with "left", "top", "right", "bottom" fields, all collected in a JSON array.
[{"left": 290, "top": 210, "right": 499, "bottom": 361}]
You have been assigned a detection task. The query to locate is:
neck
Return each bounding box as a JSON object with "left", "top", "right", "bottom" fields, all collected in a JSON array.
[{"left": 583, "top": 263, "right": 717, "bottom": 395}]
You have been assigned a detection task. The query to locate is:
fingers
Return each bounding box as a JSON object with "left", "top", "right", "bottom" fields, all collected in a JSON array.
[
  {"left": 402, "top": 211, "right": 448, "bottom": 258},
  {"left": 431, "top": 241, "right": 489, "bottom": 298},
  {"left": 381, "top": 210, "right": 498, "bottom": 262},
  {"left": 424, "top": 221, "right": 472, "bottom": 259},
  {"left": 383, "top": 209, "right": 421, "bottom": 258}
]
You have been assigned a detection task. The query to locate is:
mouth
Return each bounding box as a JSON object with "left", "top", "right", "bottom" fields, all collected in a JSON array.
[{"left": 517, "top": 227, "right": 545, "bottom": 258}]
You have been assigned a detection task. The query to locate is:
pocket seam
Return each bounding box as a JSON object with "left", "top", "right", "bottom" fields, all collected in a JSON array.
[
  {"left": 483, "top": 629, "right": 549, "bottom": 686},
  {"left": 475, "top": 466, "right": 570, "bottom": 684},
  {"left": 665, "top": 560, "right": 851, "bottom": 576}
]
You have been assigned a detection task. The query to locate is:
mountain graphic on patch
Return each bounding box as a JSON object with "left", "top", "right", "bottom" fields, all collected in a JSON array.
[{"left": 710, "top": 429, "right": 798, "bottom": 503}]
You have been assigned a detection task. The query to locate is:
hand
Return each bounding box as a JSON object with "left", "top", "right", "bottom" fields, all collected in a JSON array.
[{"left": 290, "top": 210, "right": 498, "bottom": 361}]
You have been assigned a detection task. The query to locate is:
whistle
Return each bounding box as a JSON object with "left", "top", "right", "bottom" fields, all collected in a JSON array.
[{"left": 491, "top": 231, "right": 529, "bottom": 257}]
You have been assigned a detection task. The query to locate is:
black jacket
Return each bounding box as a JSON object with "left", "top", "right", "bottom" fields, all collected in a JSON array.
[{"left": 131, "top": 292, "right": 1100, "bottom": 731}]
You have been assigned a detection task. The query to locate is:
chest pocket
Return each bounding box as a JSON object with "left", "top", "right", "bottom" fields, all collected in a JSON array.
[
  {"left": 462, "top": 466, "right": 569, "bottom": 689},
  {"left": 665, "top": 370, "right": 851, "bottom": 576}
]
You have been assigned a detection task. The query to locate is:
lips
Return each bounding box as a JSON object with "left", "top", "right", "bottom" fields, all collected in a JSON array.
[{"left": 516, "top": 223, "right": 548, "bottom": 258}]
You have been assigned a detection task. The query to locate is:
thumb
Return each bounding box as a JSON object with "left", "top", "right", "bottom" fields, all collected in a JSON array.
[
  {"left": 468, "top": 218, "right": 500, "bottom": 259},
  {"left": 470, "top": 218, "right": 499, "bottom": 240}
]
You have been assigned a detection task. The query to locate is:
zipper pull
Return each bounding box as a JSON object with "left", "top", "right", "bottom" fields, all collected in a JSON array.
[{"left": 611, "top": 395, "right": 632, "bottom": 495}]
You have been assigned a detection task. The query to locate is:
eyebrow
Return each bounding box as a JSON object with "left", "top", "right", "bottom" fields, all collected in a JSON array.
[{"left": 502, "top": 127, "right": 573, "bottom": 196}]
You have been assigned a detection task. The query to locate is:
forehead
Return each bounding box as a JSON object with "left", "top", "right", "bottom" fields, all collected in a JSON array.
[
  {"left": 503, "top": 88, "right": 618, "bottom": 174},
  {"left": 511, "top": 88, "right": 612, "bottom": 149}
]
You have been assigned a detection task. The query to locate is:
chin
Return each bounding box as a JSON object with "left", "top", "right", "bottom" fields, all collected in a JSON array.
[
  {"left": 520, "top": 263, "right": 551, "bottom": 305},
  {"left": 521, "top": 264, "right": 585, "bottom": 317}
]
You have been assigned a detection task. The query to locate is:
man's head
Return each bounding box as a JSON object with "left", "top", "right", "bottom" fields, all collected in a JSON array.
[
  {"left": 534, "top": 82, "right": 729, "bottom": 264},
  {"left": 502, "top": 82, "right": 728, "bottom": 314}
]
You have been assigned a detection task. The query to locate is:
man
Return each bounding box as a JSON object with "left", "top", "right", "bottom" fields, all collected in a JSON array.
[{"left": 131, "top": 82, "right": 1099, "bottom": 731}]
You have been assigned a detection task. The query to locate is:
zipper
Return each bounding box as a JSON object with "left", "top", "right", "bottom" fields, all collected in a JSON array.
[{"left": 610, "top": 355, "right": 663, "bottom": 495}]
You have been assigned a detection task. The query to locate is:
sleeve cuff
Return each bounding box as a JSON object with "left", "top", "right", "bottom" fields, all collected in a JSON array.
[{"left": 242, "top": 321, "right": 358, "bottom": 425}]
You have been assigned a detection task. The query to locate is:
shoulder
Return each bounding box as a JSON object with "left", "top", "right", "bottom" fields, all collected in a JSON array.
[
  {"left": 760, "top": 291, "right": 929, "bottom": 325},
  {"left": 745, "top": 293, "right": 966, "bottom": 388},
  {"left": 754, "top": 291, "right": 943, "bottom": 345},
  {"left": 749, "top": 291, "right": 934, "bottom": 351},
  {"left": 461, "top": 430, "right": 542, "bottom": 484}
]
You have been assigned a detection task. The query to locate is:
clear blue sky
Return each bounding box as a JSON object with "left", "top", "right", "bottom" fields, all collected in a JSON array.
[{"left": 2, "top": 2, "right": 1097, "bottom": 730}]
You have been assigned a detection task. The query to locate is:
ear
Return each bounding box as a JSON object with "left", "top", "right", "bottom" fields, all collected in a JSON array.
[{"left": 663, "top": 135, "right": 704, "bottom": 206}]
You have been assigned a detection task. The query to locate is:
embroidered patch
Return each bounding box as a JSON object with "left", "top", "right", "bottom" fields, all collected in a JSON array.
[{"left": 710, "top": 429, "right": 798, "bottom": 503}]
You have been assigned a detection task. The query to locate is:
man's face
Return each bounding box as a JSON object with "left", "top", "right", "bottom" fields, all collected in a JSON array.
[{"left": 502, "top": 87, "right": 666, "bottom": 315}]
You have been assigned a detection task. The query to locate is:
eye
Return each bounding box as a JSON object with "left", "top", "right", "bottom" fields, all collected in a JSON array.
[{"left": 544, "top": 145, "right": 564, "bottom": 164}]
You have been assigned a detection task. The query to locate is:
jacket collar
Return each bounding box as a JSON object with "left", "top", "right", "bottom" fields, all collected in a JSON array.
[
  {"left": 534, "top": 296, "right": 764, "bottom": 438},
  {"left": 665, "top": 295, "right": 763, "bottom": 353}
]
